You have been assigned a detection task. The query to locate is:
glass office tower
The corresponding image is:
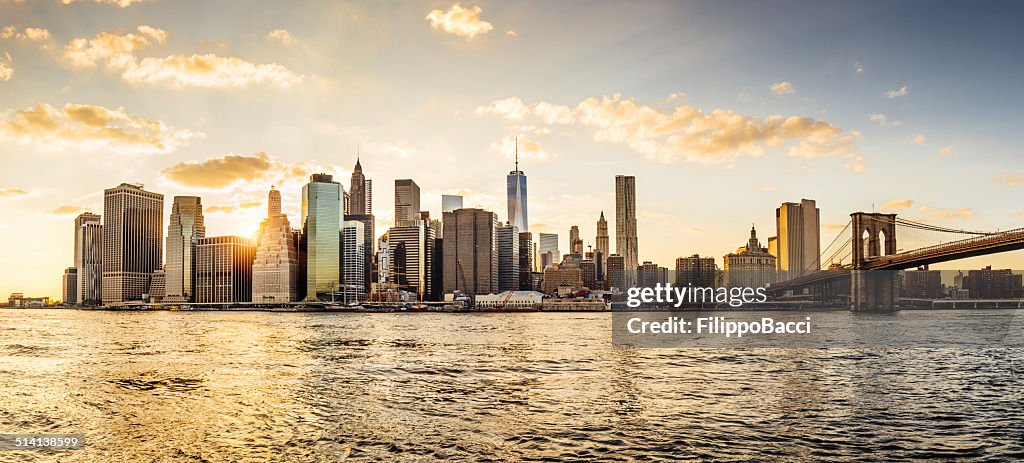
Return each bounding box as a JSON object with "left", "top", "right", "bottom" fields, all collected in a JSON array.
[{"left": 302, "top": 173, "right": 342, "bottom": 301}]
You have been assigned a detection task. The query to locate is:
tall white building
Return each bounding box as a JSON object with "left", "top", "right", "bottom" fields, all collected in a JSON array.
[
  {"left": 724, "top": 225, "right": 777, "bottom": 289},
  {"left": 775, "top": 199, "right": 821, "bottom": 281},
  {"left": 102, "top": 183, "right": 163, "bottom": 305},
  {"left": 507, "top": 144, "right": 528, "bottom": 232},
  {"left": 74, "top": 212, "right": 103, "bottom": 305},
  {"left": 164, "top": 196, "right": 205, "bottom": 302},
  {"left": 253, "top": 187, "right": 299, "bottom": 302},
  {"left": 341, "top": 220, "right": 366, "bottom": 303},
  {"left": 615, "top": 175, "right": 638, "bottom": 288}
]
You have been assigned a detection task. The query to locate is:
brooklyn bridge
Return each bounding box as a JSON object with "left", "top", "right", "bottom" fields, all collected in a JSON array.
[{"left": 769, "top": 212, "right": 1024, "bottom": 310}]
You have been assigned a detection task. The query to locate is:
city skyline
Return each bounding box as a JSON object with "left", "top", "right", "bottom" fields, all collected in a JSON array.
[{"left": 3, "top": 1, "right": 1024, "bottom": 299}]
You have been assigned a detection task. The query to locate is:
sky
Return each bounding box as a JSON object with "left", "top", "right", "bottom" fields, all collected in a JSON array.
[{"left": 2, "top": 0, "right": 1024, "bottom": 299}]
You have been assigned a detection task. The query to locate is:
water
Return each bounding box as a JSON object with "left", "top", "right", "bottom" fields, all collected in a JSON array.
[{"left": 0, "top": 309, "right": 1022, "bottom": 462}]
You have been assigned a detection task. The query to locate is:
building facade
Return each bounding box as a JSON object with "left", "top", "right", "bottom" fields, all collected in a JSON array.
[
  {"left": 442, "top": 194, "right": 463, "bottom": 213},
  {"left": 164, "top": 196, "right": 205, "bottom": 302},
  {"left": 776, "top": 199, "right": 821, "bottom": 281},
  {"left": 253, "top": 187, "right": 299, "bottom": 302},
  {"left": 595, "top": 211, "right": 609, "bottom": 275},
  {"left": 675, "top": 254, "right": 717, "bottom": 287},
  {"left": 74, "top": 212, "right": 103, "bottom": 305},
  {"left": 724, "top": 225, "right": 777, "bottom": 289},
  {"left": 302, "top": 174, "right": 342, "bottom": 301},
  {"left": 607, "top": 254, "right": 625, "bottom": 292},
  {"left": 387, "top": 220, "right": 433, "bottom": 300},
  {"left": 507, "top": 156, "right": 528, "bottom": 232},
  {"left": 615, "top": 175, "right": 639, "bottom": 288},
  {"left": 497, "top": 222, "right": 520, "bottom": 292},
  {"left": 518, "top": 232, "right": 533, "bottom": 290},
  {"left": 62, "top": 267, "right": 77, "bottom": 305},
  {"left": 442, "top": 208, "right": 497, "bottom": 296},
  {"left": 195, "top": 236, "right": 256, "bottom": 303},
  {"left": 348, "top": 158, "right": 372, "bottom": 215},
  {"left": 538, "top": 233, "right": 559, "bottom": 270},
  {"left": 394, "top": 179, "right": 421, "bottom": 225},
  {"left": 569, "top": 225, "right": 583, "bottom": 254},
  {"left": 638, "top": 261, "right": 668, "bottom": 288},
  {"left": 341, "top": 220, "right": 366, "bottom": 303},
  {"left": 102, "top": 183, "right": 163, "bottom": 305}
]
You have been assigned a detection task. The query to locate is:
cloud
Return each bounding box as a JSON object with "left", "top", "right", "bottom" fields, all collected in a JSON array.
[
  {"left": 60, "top": 0, "right": 148, "bottom": 6},
  {"left": 770, "top": 81, "right": 794, "bottom": 95},
  {"left": 885, "top": 85, "right": 908, "bottom": 98},
  {"left": 880, "top": 199, "right": 913, "bottom": 210},
  {"left": 868, "top": 113, "right": 886, "bottom": 125},
  {"left": 425, "top": 4, "right": 494, "bottom": 40},
  {"left": 0, "top": 187, "right": 30, "bottom": 198},
  {"left": 854, "top": 62, "right": 864, "bottom": 74},
  {"left": 994, "top": 172, "right": 1024, "bottom": 187},
  {"left": 205, "top": 200, "right": 262, "bottom": 214},
  {"left": 0, "top": 102, "right": 199, "bottom": 154},
  {"left": 937, "top": 145, "right": 954, "bottom": 157},
  {"left": 506, "top": 30, "right": 517, "bottom": 37},
  {"left": 917, "top": 205, "right": 972, "bottom": 220},
  {"left": 49, "top": 205, "right": 91, "bottom": 216},
  {"left": 913, "top": 133, "right": 926, "bottom": 144},
  {"left": 665, "top": 92, "right": 688, "bottom": 103},
  {"left": 478, "top": 93, "right": 860, "bottom": 166},
  {"left": 266, "top": 29, "right": 297, "bottom": 46},
  {"left": 1, "top": 26, "right": 52, "bottom": 41},
  {"left": 160, "top": 152, "right": 336, "bottom": 189},
  {"left": 0, "top": 55, "right": 10, "bottom": 81},
  {"left": 62, "top": 27, "right": 302, "bottom": 88}
]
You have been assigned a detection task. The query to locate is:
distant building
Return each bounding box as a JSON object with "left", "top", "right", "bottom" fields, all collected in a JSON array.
[
  {"left": 394, "top": 179, "right": 421, "bottom": 225},
  {"left": 607, "top": 254, "right": 625, "bottom": 292},
  {"left": 303, "top": 174, "right": 342, "bottom": 301},
  {"left": 442, "top": 208, "right": 497, "bottom": 296},
  {"left": 724, "top": 225, "right": 777, "bottom": 289},
  {"left": 387, "top": 220, "right": 434, "bottom": 300},
  {"left": 442, "top": 194, "right": 464, "bottom": 213},
  {"left": 349, "top": 157, "right": 372, "bottom": 215},
  {"left": 74, "top": 212, "right": 103, "bottom": 305},
  {"left": 615, "top": 175, "right": 639, "bottom": 288},
  {"left": 62, "top": 267, "right": 77, "bottom": 305},
  {"left": 195, "top": 236, "right": 256, "bottom": 303},
  {"left": 497, "top": 222, "right": 520, "bottom": 292},
  {"left": 675, "top": 254, "right": 717, "bottom": 287},
  {"left": 518, "top": 232, "right": 533, "bottom": 290},
  {"left": 539, "top": 233, "right": 559, "bottom": 270},
  {"left": 507, "top": 147, "right": 528, "bottom": 232},
  {"left": 253, "top": 187, "right": 300, "bottom": 303},
  {"left": 903, "top": 267, "right": 943, "bottom": 298},
  {"left": 637, "top": 261, "right": 668, "bottom": 288},
  {"left": 476, "top": 291, "right": 543, "bottom": 309},
  {"left": 776, "top": 199, "right": 820, "bottom": 281},
  {"left": 341, "top": 220, "right": 366, "bottom": 303},
  {"left": 102, "top": 183, "right": 163, "bottom": 305},
  {"left": 8, "top": 293, "right": 49, "bottom": 308},
  {"left": 963, "top": 266, "right": 1022, "bottom": 299},
  {"left": 580, "top": 259, "right": 597, "bottom": 290},
  {"left": 595, "top": 211, "right": 609, "bottom": 275},
  {"left": 164, "top": 196, "right": 205, "bottom": 303},
  {"left": 543, "top": 266, "right": 582, "bottom": 295},
  {"left": 149, "top": 268, "right": 165, "bottom": 303},
  {"left": 569, "top": 225, "right": 583, "bottom": 254}
]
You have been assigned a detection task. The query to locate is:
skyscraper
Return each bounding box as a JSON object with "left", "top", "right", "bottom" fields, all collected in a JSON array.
[
  {"left": 74, "top": 212, "right": 102, "bottom": 305},
  {"left": 164, "top": 196, "right": 205, "bottom": 303},
  {"left": 724, "top": 225, "right": 777, "bottom": 289},
  {"left": 518, "top": 232, "right": 533, "bottom": 290},
  {"left": 349, "top": 157, "right": 372, "bottom": 215},
  {"left": 442, "top": 194, "right": 464, "bottom": 213},
  {"left": 62, "top": 267, "right": 77, "bottom": 305},
  {"left": 675, "top": 254, "right": 717, "bottom": 287},
  {"left": 341, "top": 220, "right": 366, "bottom": 303},
  {"left": 595, "top": 211, "right": 609, "bottom": 275},
  {"left": 195, "top": 236, "right": 255, "bottom": 303},
  {"left": 386, "top": 220, "right": 432, "bottom": 300},
  {"left": 302, "top": 173, "right": 342, "bottom": 301},
  {"left": 538, "top": 233, "right": 559, "bottom": 270},
  {"left": 102, "top": 183, "right": 163, "bottom": 305},
  {"left": 569, "top": 225, "right": 583, "bottom": 254},
  {"left": 253, "top": 187, "right": 299, "bottom": 302},
  {"left": 775, "top": 199, "right": 821, "bottom": 281},
  {"left": 507, "top": 142, "right": 528, "bottom": 232},
  {"left": 442, "top": 208, "right": 497, "bottom": 296},
  {"left": 394, "top": 179, "right": 421, "bottom": 225},
  {"left": 496, "top": 222, "right": 520, "bottom": 292},
  {"left": 607, "top": 254, "right": 625, "bottom": 292},
  {"left": 615, "top": 175, "right": 638, "bottom": 289}
]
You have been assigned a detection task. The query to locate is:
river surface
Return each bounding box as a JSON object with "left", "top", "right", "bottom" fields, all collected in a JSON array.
[{"left": 0, "top": 309, "right": 1022, "bottom": 462}]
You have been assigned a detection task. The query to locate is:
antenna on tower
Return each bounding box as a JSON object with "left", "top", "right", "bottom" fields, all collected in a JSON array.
[{"left": 515, "top": 136, "right": 519, "bottom": 172}]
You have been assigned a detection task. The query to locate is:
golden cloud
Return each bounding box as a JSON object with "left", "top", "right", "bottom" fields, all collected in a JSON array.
[
  {"left": 62, "top": 27, "right": 302, "bottom": 88},
  {"left": 491, "top": 133, "right": 553, "bottom": 162},
  {"left": 0, "top": 187, "right": 30, "bottom": 198},
  {"left": 0, "top": 102, "right": 199, "bottom": 154},
  {"left": 770, "top": 81, "right": 794, "bottom": 94},
  {"left": 994, "top": 172, "right": 1024, "bottom": 187},
  {"left": 161, "top": 152, "right": 337, "bottom": 189},
  {"left": 205, "top": 200, "right": 262, "bottom": 214},
  {"left": 886, "top": 85, "right": 909, "bottom": 98},
  {"left": 1, "top": 26, "right": 52, "bottom": 41},
  {"left": 938, "top": 145, "right": 954, "bottom": 157},
  {"left": 479, "top": 94, "right": 860, "bottom": 166},
  {"left": 913, "top": 133, "right": 926, "bottom": 144},
  {"left": 917, "top": 205, "right": 973, "bottom": 220},
  {"left": 266, "top": 29, "right": 297, "bottom": 46},
  {"left": 880, "top": 199, "right": 913, "bottom": 210},
  {"left": 425, "top": 4, "right": 494, "bottom": 40},
  {"left": 49, "top": 204, "right": 91, "bottom": 216},
  {"left": 0, "top": 61, "right": 10, "bottom": 82}
]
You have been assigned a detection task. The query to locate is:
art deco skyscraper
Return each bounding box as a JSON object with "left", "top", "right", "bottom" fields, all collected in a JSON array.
[
  {"left": 74, "top": 212, "right": 102, "bottom": 305},
  {"left": 569, "top": 225, "right": 583, "bottom": 254},
  {"left": 442, "top": 208, "right": 497, "bottom": 296},
  {"left": 102, "top": 183, "right": 163, "bottom": 305},
  {"left": 595, "top": 211, "right": 609, "bottom": 274},
  {"left": 394, "top": 179, "right": 421, "bottom": 225},
  {"left": 615, "top": 175, "right": 638, "bottom": 289},
  {"left": 164, "top": 196, "right": 205, "bottom": 303},
  {"left": 349, "top": 157, "right": 372, "bottom": 215},
  {"left": 253, "top": 187, "right": 299, "bottom": 302},
  {"left": 507, "top": 141, "right": 528, "bottom": 232},
  {"left": 346, "top": 158, "right": 374, "bottom": 295},
  {"left": 302, "top": 174, "right": 342, "bottom": 301},
  {"left": 775, "top": 199, "right": 821, "bottom": 281}
]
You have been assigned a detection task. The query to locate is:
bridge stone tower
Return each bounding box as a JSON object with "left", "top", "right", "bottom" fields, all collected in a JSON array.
[{"left": 851, "top": 212, "right": 898, "bottom": 311}]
